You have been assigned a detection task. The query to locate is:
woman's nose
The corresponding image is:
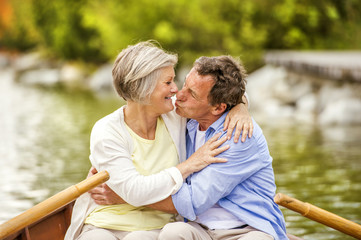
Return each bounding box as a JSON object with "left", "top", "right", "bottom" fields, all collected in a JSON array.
[{"left": 171, "top": 82, "right": 178, "bottom": 93}]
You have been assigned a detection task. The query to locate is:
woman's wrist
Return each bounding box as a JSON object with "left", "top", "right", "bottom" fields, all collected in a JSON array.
[{"left": 176, "top": 160, "right": 195, "bottom": 179}]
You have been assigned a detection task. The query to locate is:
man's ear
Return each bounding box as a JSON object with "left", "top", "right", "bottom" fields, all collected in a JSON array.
[{"left": 211, "top": 103, "right": 227, "bottom": 116}]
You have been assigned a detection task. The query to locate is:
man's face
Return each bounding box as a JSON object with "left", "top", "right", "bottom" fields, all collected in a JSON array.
[{"left": 175, "top": 68, "right": 214, "bottom": 120}]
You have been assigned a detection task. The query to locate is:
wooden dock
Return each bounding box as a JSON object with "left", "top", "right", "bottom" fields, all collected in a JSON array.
[{"left": 264, "top": 51, "right": 361, "bottom": 82}]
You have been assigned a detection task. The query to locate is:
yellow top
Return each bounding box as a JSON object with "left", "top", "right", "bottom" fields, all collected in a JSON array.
[{"left": 84, "top": 117, "right": 179, "bottom": 231}]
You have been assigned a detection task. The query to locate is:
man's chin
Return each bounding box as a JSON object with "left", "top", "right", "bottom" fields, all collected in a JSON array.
[
  {"left": 175, "top": 107, "right": 183, "bottom": 117},
  {"left": 176, "top": 108, "right": 189, "bottom": 118}
]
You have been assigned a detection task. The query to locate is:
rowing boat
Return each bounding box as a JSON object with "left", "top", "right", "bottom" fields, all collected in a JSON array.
[
  {"left": 1, "top": 171, "right": 359, "bottom": 240},
  {"left": 2, "top": 200, "right": 304, "bottom": 240}
]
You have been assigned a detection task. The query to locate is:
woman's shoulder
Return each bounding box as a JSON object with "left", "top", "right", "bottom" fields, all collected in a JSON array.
[
  {"left": 94, "top": 106, "right": 124, "bottom": 125},
  {"left": 89, "top": 106, "right": 133, "bottom": 156},
  {"left": 91, "top": 106, "right": 127, "bottom": 138}
]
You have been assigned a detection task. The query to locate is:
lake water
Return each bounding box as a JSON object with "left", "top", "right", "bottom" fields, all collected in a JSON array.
[{"left": 0, "top": 69, "right": 360, "bottom": 240}]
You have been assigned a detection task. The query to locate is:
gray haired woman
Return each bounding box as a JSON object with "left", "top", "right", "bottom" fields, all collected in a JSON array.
[{"left": 65, "top": 41, "right": 251, "bottom": 240}]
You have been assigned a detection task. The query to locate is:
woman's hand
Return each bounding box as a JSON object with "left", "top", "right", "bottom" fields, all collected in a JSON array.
[
  {"left": 87, "top": 167, "right": 126, "bottom": 205},
  {"left": 224, "top": 103, "right": 253, "bottom": 143},
  {"left": 176, "top": 132, "right": 229, "bottom": 179}
]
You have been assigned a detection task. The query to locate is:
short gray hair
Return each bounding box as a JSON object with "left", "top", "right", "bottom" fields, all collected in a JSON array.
[{"left": 112, "top": 41, "right": 178, "bottom": 104}]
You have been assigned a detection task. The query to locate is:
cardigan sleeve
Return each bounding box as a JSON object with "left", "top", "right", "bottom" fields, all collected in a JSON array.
[{"left": 89, "top": 114, "right": 183, "bottom": 207}]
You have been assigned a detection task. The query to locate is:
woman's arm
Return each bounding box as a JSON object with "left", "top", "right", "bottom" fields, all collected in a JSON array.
[
  {"left": 223, "top": 94, "right": 253, "bottom": 143},
  {"left": 88, "top": 133, "right": 229, "bottom": 206},
  {"left": 89, "top": 133, "right": 229, "bottom": 206},
  {"left": 88, "top": 167, "right": 177, "bottom": 213}
]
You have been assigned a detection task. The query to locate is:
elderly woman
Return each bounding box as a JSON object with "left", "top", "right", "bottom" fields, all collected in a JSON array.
[{"left": 65, "top": 41, "right": 252, "bottom": 240}]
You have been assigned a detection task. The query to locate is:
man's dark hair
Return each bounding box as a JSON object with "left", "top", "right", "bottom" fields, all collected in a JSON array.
[{"left": 194, "top": 55, "right": 247, "bottom": 111}]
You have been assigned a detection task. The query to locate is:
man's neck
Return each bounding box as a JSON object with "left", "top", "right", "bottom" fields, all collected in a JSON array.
[{"left": 197, "top": 115, "right": 222, "bottom": 131}]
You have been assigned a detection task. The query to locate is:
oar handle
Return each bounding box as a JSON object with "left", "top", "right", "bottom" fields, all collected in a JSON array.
[
  {"left": 274, "top": 193, "right": 361, "bottom": 239},
  {"left": 0, "top": 170, "right": 109, "bottom": 240}
]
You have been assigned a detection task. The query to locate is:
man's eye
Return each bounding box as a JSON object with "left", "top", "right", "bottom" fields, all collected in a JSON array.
[{"left": 166, "top": 81, "right": 172, "bottom": 85}]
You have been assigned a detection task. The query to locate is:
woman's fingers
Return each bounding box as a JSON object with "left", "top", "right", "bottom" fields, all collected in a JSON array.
[
  {"left": 234, "top": 121, "right": 248, "bottom": 143},
  {"left": 210, "top": 135, "right": 228, "bottom": 148},
  {"left": 223, "top": 114, "right": 230, "bottom": 131},
  {"left": 231, "top": 119, "right": 254, "bottom": 143},
  {"left": 248, "top": 121, "right": 254, "bottom": 138},
  {"left": 211, "top": 144, "right": 230, "bottom": 156},
  {"left": 239, "top": 123, "right": 248, "bottom": 143},
  {"left": 203, "top": 133, "right": 229, "bottom": 157},
  {"left": 210, "top": 157, "right": 228, "bottom": 163},
  {"left": 177, "top": 132, "right": 230, "bottom": 179}
]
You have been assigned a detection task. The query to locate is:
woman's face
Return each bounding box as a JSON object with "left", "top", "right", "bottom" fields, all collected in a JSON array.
[{"left": 149, "top": 66, "right": 178, "bottom": 115}]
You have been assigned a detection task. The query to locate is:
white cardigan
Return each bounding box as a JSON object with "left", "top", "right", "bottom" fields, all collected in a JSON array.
[{"left": 65, "top": 106, "right": 187, "bottom": 240}]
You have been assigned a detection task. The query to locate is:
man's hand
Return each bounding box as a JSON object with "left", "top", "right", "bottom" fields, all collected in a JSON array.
[
  {"left": 87, "top": 166, "right": 98, "bottom": 178},
  {"left": 87, "top": 167, "right": 126, "bottom": 205}
]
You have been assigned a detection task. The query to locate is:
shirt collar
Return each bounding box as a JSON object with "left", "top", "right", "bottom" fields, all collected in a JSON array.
[
  {"left": 186, "top": 111, "right": 229, "bottom": 142},
  {"left": 208, "top": 111, "right": 229, "bottom": 133}
]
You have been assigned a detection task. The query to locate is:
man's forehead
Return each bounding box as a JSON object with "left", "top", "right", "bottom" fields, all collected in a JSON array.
[
  {"left": 185, "top": 67, "right": 196, "bottom": 80},
  {"left": 184, "top": 71, "right": 213, "bottom": 100},
  {"left": 186, "top": 68, "right": 214, "bottom": 85}
]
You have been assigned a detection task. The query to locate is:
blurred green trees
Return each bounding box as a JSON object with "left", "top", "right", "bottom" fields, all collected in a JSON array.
[{"left": 1, "top": 0, "right": 360, "bottom": 70}]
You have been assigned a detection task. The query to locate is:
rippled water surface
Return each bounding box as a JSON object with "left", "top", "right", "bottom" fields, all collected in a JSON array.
[{"left": 1, "top": 69, "right": 360, "bottom": 240}]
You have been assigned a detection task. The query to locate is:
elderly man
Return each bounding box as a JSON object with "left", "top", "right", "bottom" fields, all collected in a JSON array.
[{"left": 149, "top": 55, "right": 288, "bottom": 240}]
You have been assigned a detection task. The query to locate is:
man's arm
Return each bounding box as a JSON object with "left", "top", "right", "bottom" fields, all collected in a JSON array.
[
  {"left": 171, "top": 132, "right": 269, "bottom": 220},
  {"left": 147, "top": 196, "right": 177, "bottom": 214}
]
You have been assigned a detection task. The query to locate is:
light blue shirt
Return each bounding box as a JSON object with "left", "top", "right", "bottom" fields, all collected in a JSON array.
[{"left": 172, "top": 112, "right": 289, "bottom": 240}]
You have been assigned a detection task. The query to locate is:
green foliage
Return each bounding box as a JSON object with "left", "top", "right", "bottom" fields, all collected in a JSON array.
[
  {"left": 31, "top": 0, "right": 106, "bottom": 62},
  {"left": 2, "top": 0, "right": 361, "bottom": 70},
  {"left": 0, "top": 0, "right": 39, "bottom": 50}
]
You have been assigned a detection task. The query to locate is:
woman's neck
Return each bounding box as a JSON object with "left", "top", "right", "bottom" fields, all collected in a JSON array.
[{"left": 124, "top": 101, "right": 159, "bottom": 140}]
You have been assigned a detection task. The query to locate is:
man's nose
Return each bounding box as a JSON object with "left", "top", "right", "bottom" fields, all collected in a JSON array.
[{"left": 176, "top": 89, "right": 185, "bottom": 100}]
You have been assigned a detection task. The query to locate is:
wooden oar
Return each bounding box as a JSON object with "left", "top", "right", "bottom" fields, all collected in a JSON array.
[
  {"left": 274, "top": 193, "right": 361, "bottom": 239},
  {"left": 0, "top": 170, "right": 109, "bottom": 240}
]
